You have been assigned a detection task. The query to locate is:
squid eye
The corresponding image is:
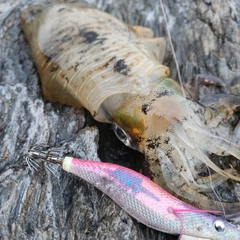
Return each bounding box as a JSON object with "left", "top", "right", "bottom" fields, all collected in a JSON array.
[
  {"left": 112, "top": 123, "right": 137, "bottom": 150},
  {"left": 213, "top": 220, "right": 225, "bottom": 233}
]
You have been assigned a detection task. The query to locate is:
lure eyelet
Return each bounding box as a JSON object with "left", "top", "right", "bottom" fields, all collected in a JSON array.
[
  {"left": 213, "top": 219, "right": 225, "bottom": 233},
  {"left": 112, "top": 123, "right": 137, "bottom": 150}
]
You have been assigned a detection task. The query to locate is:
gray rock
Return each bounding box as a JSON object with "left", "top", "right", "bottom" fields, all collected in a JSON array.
[{"left": 0, "top": 0, "right": 240, "bottom": 239}]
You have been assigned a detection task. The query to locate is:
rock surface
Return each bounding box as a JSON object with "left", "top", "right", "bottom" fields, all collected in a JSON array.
[{"left": 0, "top": 0, "right": 240, "bottom": 239}]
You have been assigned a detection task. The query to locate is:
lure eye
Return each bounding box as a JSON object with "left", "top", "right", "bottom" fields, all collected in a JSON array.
[
  {"left": 112, "top": 123, "right": 137, "bottom": 150},
  {"left": 213, "top": 220, "right": 225, "bottom": 233}
]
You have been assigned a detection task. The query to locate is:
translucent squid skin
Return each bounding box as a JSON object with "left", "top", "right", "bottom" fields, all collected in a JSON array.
[
  {"left": 21, "top": 3, "right": 240, "bottom": 222},
  {"left": 63, "top": 157, "right": 240, "bottom": 239}
]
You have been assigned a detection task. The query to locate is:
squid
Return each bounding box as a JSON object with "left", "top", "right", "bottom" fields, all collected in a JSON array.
[{"left": 21, "top": 3, "right": 240, "bottom": 221}]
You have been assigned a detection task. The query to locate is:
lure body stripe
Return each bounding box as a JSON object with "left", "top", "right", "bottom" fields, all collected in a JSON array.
[{"left": 63, "top": 157, "right": 240, "bottom": 239}]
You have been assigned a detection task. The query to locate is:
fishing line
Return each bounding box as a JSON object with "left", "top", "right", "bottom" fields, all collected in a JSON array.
[
  {"left": 158, "top": 0, "right": 226, "bottom": 217},
  {"left": 159, "top": 0, "right": 185, "bottom": 98}
]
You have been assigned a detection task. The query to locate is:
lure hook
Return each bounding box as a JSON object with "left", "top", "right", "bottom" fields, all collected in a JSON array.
[{"left": 28, "top": 144, "right": 64, "bottom": 165}]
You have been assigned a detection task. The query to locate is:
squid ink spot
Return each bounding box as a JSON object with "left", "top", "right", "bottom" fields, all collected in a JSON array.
[
  {"left": 114, "top": 59, "right": 130, "bottom": 76},
  {"left": 29, "top": 7, "right": 42, "bottom": 17},
  {"left": 48, "top": 52, "right": 59, "bottom": 59},
  {"left": 146, "top": 139, "right": 155, "bottom": 149},
  {"left": 80, "top": 30, "right": 98, "bottom": 44},
  {"left": 50, "top": 64, "right": 59, "bottom": 73},
  {"left": 56, "top": 30, "right": 63, "bottom": 36},
  {"left": 141, "top": 103, "right": 152, "bottom": 115},
  {"left": 45, "top": 47, "right": 63, "bottom": 60},
  {"left": 74, "top": 62, "right": 79, "bottom": 71},
  {"left": 155, "top": 89, "right": 172, "bottom": 98},
  {"left": 104, "top": 62, "right": 109, "bottom": 68},
  {"left": 109, "top": 56, "right": 116, "bottom": 61},
  {"left": 147, "top": 142, "right": 155, "bottom": 149},
  {"left": 78, "top": 50, "right": 86, "bottom": 54},
  {"left": 99, "top": 38, "right": 107, "bottom": 44},
  {"left": 57, "top": 8, "right": 73, "bottom": 13},
  {"left": 61, "top": 36, "right": 72, "bottom": 43},
  {"left": 194, "top": 108, "right": 203, "bottom": 115},
  {"left": 103, "top": 56, "right": 116, "bottom": 68},
  {"left": 58, "top": 8, "right": 66, "bottom": 12},
  {"left": 44, "top": 55, "right": 51, "bottom": 63},
  {"left": 146, "top": 137, "right": 161, "bottom": 149},
  {"left": 164, "top": 137, "right": 170, "bottom": 144}
]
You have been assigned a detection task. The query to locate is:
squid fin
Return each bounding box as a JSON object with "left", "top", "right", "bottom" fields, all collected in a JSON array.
[
  {"left": 142, "top": 37, "right": 166, "bottom": 63},
  {"left": 128, "top": 26, "right": 166, "bottom": 63},
  {"left": 128, "top": 25, "right": 154, "bottom": 38}
]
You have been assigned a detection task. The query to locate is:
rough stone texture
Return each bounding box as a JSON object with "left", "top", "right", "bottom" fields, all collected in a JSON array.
[{"left": 0, "top": 0, "right": 239, "bottom": 239}]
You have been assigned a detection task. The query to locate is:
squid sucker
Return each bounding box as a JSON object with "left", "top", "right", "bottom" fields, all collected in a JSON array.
[{"left": 21, "top": 3, "right": 240, "bottom": 223}]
